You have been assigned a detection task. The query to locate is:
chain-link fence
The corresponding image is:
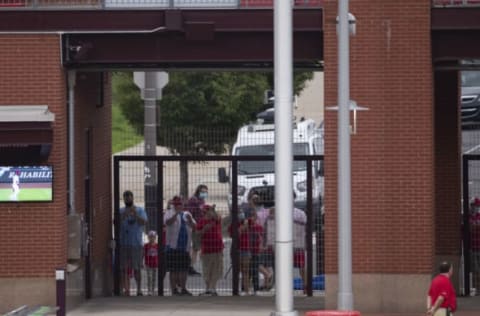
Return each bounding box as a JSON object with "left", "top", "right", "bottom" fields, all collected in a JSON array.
[
  {"left": 113, "top": 153, "right": 324, "bottom": 297},
  {"left": 463, "top": 154, "right": 480, "bottom": 296}
]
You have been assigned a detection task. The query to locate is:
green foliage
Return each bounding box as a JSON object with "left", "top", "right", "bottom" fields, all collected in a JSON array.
[
  {"left": 111, "top": 73, "right": 143, "bottom": 153},
  {"left": 114, "top": 71, "right": 313, "bottom": 155},
  {"left": 158, "top": 72, "right": 269, "bottom": 154},
  {"left": 265, "top": 71, "right": 314, "bottom": 96},
  {"left": 112, "top": 72, "right": 144, "bottom": 133},
  {"left": 293, "top": 71, "right": 315, "bottom": 95}
]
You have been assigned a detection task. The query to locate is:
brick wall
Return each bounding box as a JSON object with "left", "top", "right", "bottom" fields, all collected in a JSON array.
[
  {"left": 0, "top": 35, "right": 67, "bottom": 277},
  {"left": 73, "top": 71, "right": 112, "bottom": 275},
  {"left": 0, "top": 36, "right": 112, "bottom": 311},
  {"left": 323, "top": 0, "right": 434, "bottom": 274}
]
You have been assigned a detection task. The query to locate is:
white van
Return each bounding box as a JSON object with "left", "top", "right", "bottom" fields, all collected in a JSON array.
[{"left": 219, "top": 118, "right": 324, "bottom": 218}]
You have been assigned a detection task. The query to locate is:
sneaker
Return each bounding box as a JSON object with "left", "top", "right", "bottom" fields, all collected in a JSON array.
[
  {"left": 199, "top": 290, "right": 212, "bottom": 296},
  {"left": 180, "top": 288, "right": 193, "bottom": 296},
  {"left": 137, "top": 292, "right": 143, "bottom": 296},
  {"left": 210, "top": 290, "right": 218, "bottom": 296},
  {"left": 172, "top": 288, "right": 181, "bottom": 296},
  {"left": 188, "top": 267, "right": 201, "bottom": 276}
]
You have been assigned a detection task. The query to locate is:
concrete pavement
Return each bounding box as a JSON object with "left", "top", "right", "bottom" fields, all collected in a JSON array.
[{"left": 67, "top": 295, "right": 480, "bottom": 316}]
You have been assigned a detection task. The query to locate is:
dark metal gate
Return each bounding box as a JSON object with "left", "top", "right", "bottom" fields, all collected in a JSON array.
[
  {"left": 462, "top": 154, "right": 480, "bottom": 296},
  {"left": 113, "top": 154, "right": 324, "bottom": 297}
]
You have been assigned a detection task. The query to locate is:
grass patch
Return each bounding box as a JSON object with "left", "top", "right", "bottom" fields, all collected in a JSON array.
[
  {"left": 112, "top": 103, "right": 143, "bottom": 154},
  {"left": 0, "top": 188, "right": 52, "bottom": 201}
]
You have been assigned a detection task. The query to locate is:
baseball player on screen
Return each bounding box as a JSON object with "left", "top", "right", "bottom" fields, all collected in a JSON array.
[{"left": 10, "top": 170, "right": 20, "bottom": 201}]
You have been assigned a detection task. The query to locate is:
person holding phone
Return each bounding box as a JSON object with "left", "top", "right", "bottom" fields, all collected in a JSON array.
[
  {"left": 164, "top": 195, "right": 196, "bottom": 296},
  {"left": 119, "top": 190, "right": 148, "bottom": 296}
]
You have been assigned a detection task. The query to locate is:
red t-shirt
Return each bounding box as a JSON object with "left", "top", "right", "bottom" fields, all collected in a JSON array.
[
  {"left": 144, "top": 243, "right": 158, "bottom": 268},
  {"left": 428, "top": 274, "right": 457, "bottom": 312},
  {"left": 197, "top": 217, "right": 224, "bottom": 254},
  {"left": 229, "top": 222, "right": 250, "bottom": 252},
  {"left": 187, "top": 196, "right": 205, "bottom": 223}
]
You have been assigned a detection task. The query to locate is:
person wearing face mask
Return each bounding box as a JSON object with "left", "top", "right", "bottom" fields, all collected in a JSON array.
[
  {"left": 186, "top": 184, "right": 209, "bottom": 276},
  {"left": 119, "top": 190, "right": 148, "bottom": 296}
]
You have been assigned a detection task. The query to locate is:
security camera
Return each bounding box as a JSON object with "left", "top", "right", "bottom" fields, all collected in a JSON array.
[{"left": 336, "top": 13, "right": 356, "bottom": 36}]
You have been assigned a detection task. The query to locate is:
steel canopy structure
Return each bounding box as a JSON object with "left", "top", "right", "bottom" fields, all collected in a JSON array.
[{"left": 0, "top": 8, "right": 324, "bottom": 70}]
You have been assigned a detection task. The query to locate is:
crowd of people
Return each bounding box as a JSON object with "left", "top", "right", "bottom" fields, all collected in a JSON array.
[{"left": 118, "top": 185, "right": 308, "bottom": 297}]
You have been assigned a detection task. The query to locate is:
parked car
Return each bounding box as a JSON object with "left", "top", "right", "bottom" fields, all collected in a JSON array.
[{"left": 461, "top": 71, "right": 480, "bottom": 127}]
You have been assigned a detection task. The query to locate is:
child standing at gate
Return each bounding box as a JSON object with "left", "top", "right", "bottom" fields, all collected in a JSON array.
[{"left": 144, "top": 230, "right": 159, "bottom": 296}]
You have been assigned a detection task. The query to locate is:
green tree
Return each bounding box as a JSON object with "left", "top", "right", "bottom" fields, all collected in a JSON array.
[
  {"left": 112, "top": 72, "right": 144, "bottom": 133},
  {"left": 114, "top": 71, "right": 312, "bottom": 197},
  {"left": 158, "top": 72, "right": 270, "bottom": 154}
]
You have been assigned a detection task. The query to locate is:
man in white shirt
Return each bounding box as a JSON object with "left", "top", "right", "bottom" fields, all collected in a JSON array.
[
  {"left": 264, "top": 204, "right": 307, "bottom": 292},
  {"left": 164, "top": 196, "right": 196, "bottom": 296}
]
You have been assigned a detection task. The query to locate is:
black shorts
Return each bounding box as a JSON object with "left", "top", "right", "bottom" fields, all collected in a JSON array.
[
  {"left": 165, "top": 249, "right": 191, "bottom": 272},
  {"left": 260, "top": 249, "right": 274, "bottom": 268}
]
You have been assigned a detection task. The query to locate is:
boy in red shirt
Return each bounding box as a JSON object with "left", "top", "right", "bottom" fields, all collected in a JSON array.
[
  {"left": 197, "top": 204, "right": 224, "bottom": 296},
  {"left": 144, "top": 230, "right": 159, "bottom": 296}
]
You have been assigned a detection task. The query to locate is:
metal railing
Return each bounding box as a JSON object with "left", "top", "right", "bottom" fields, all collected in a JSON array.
[
  {"left": 0, "top": 0, "right": 323, "bottom": 10},
  {"left": 3, "top": 0, "right": 480, "bottom": 10},
  {"left": 433, "top": 0, "right": 480, "bottom": 7}
]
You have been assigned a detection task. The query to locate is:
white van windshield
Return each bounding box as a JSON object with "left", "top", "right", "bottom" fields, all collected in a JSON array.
[{"left": 235, "top": 143, "right": 309, "bottom": 174}]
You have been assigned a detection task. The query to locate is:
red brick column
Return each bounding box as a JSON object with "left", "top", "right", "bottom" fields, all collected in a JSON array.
[
  {"left": 0, "top": 35, "right": 67, "bottom": 312},
  {"left": 323, "top": 0, "right": 434, "bottom": 312},
  {"left": 0, "top": 36, "right": 112, "bottom": 313}
]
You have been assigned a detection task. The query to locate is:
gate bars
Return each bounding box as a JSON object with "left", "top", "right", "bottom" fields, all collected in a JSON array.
[{"left": 113, "top": 154, "right": 324, "bottom": 296}]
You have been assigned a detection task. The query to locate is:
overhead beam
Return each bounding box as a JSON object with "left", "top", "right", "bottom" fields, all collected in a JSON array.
[
  {"left": 432, "top": 8, "right": 480, "bottom": 63},
  {"left": 0, "top": 9, "right": 322, "bottom": 32},
  {"left": 0, "top": 8, "right": 323, "bottom": 69},
  {"left": 63, "top": 31, "right": 323, "bottom": 69},
  {"left": 432, "top": 30, "right": 480, "bottom": 62},
  {"left": 432, "top": 7, "right": 480, "bottom": 30}
]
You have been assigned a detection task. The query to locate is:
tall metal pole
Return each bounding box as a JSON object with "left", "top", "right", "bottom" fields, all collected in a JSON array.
[
  {"left": 68, "top": 70, "right": 76, "bottom": 215},
  {"left": 139, "top": 72, "right": 168, "bottom": 232},
  {"left": 273, "top": 1, "right": 296, "bottom": 316},
  {"left": 337, "top": 0, "right": 353, "bottom": 310},
  {"left": 144, "top": 72, "right": 158, "bottom": 232}
]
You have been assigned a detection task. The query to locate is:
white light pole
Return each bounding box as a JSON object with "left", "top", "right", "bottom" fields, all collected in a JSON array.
[
  {"left": 272, "top": 1, "right": 296, "bottom": 316},
  {"left": 337, "top": 0, "right": 354, "bottom": 310},
  {"left": 134, "top": 71, "right": 169, "bottom": 231}
]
